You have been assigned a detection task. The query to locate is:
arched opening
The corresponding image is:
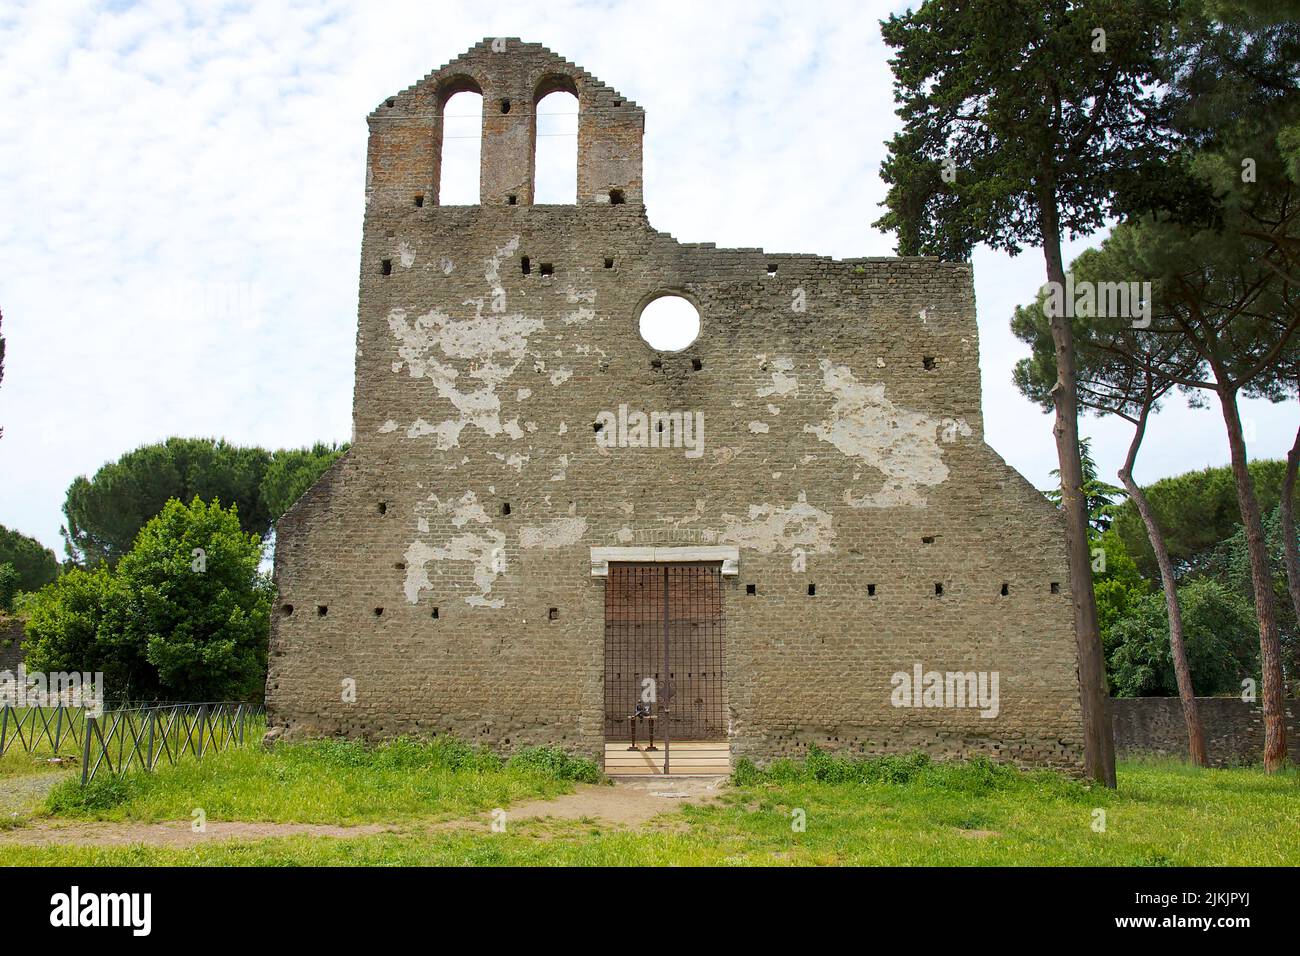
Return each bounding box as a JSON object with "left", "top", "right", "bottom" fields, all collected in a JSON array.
[
  {"left": 533, "top": 81, "right": 577, "bottom": 204},
  {"left": 439, "top": 88, "right": 482, "bottom": 204},
  {"left": 638, "top": 294, "right": 701, "bottom": 352}
]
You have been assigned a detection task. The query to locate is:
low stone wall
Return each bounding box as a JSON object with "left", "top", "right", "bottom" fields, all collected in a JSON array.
[
  {"left": 0, "top": 617, "right": 24, "bottom": 672},
  {"left": 1112, "top": 696, "right": 1300, "bottom": 766}
]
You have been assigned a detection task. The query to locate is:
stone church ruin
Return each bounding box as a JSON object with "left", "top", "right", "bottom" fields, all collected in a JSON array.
[{"left": 265, "top": 39, "right": 1084, "bottom": 774}]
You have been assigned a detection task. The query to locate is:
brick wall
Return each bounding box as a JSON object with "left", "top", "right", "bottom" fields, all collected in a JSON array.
[
  {"left": 0, "top": 617, "right": 25, "bottom": 673},
  {"left": 265, "top": 39, "right": 1085, "bottom": 773},
  {"left": 1112, "top": 697, "right": 1300, "bottom": 766}
]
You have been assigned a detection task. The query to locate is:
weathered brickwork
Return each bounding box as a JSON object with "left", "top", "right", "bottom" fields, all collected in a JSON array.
[
  {"left": 1113, "top": 697, "right": 1300, "bottom": 767},
  {"left": 0, "top": 617, "right": 25, "bottom": 673},
  {"left": 266, "top": 40, "right": 1085, "bottom": 772}
]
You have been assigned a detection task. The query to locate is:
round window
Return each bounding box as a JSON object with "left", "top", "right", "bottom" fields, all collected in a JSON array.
[{"left": 638, "top": 294, "right": 700, "bottom": 352}]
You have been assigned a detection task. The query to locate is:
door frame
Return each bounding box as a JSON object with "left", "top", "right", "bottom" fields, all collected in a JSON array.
[{"left": 597, "top": 548, "right": 734, "bottom": 774}]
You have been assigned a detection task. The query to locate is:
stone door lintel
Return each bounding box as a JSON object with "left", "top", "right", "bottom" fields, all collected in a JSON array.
[{"left": 589, "top": 546, "right": 739, "bottom": 577}]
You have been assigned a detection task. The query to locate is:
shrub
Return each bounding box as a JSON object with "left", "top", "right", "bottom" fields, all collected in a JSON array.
[
  {"left": 25, "top": 497, "right": 271, "bottom": 701},
  {"left": 1107, "top": 577, "right": 1259, "bottom": 696},
  {"left": 729, "top": 747, "right": 1063, "bottom": 793},
  {"left": 730, "top": 757, "right": 761, "bottom": 786},
  {"left": 0, "top": 562, "right": 20, "bottom": 614},
  {"left": 284, "top": 735, "right": 505, "bottom": 774},
  {"left": 24, "top": 566, "right": 132, "bottom": 688},
  {"left": 507, "top": 746, "right": 602, "bottom": 783},
  {"left": 45, "top": 774, "right": 137, "bottom": 813}
]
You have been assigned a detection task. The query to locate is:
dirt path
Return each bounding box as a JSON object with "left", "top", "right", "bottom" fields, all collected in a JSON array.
[
  {"left": 458, "top": 775, "right": 726, "bottom": 830},
  {"left": 0, "top": 771, "right": 68, "bottom": 818},
  {"left": 0, "top": 819, "right": 396, "bottom": 847},
  {"left": 0, "top": 776, "right": 727, "bottom": 847}
]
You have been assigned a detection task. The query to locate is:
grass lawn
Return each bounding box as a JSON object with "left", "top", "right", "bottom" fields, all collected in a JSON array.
[
  {"left": 0, "top": 740, "right": 1296, "bottom": 866},
  {"left": 0, "top": 751, "right": 75, "bottom": 782},
  {"left": 0, "top": 707, "right": 89, "bottom": 781}
]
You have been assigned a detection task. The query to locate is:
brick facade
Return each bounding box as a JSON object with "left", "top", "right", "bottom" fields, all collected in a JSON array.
[
  {"left": 0, "top": 617, "right": 24, "bottom": 673},
  {"left": 265, "top": 39, "right": 1085, "bottom": 772},
  {"left": 1113, "top": 697, "right": 1300, "bottom": 767}
]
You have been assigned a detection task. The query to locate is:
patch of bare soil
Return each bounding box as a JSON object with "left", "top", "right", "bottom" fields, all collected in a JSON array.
[
  {"left": 0, "top": 776, "right": 728, "bottom": 846},
  {"left": 455, "top": 775, "right": 727, "bottom": 831},
  {"left": 0, "top": 819, "right": 396, "bottom": 847},
  {"left": 0, "top": 772, "right": 69, "bottom": 819}
]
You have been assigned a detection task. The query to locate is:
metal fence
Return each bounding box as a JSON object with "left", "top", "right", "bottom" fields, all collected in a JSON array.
[
  {"left": 79, "top": 702, "right": 264, "bottom": 784},
  {"left": 1, "top": 701, "right": 264, "bottom": 784},
  {"left": 0, "top": 704, "right": 87, "bottom": 758}
]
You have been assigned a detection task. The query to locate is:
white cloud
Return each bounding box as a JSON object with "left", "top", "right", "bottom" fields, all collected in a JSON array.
[{"left": 0, "top": 0, "right": 1293, "bottom": 555}]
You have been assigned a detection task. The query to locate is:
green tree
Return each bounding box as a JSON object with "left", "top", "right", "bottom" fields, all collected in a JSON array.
[
  {"left": 1014, "top": 240, "right": 1211, "bottom": 762},
  {"left": 1025, "top": 0, "right": 1300, "bottom": 768},
  {"left": 61, "top": 437, "right": 349, "bottom": 569},
  {"left": 1092, "top": 528, "right": 1151, "bottom": 646},
  {"left": 1109, "top": 460, "right": 1296, "bottom": 579},
  {"left": 24, "top": 567, "right": 140, "bottom": 693},
  {"left": 107, "top": 498, "right": 271, "bottom": 701},
  {"left": 0, "top": 563, "right": 20, "bottom": 614},
  {"left": 1085, "top": 212, "right": 1298, "bottom": 771},
  {"left": 1197, "top": 504, "right": 1300, "bottom": 685},
  {"left": 875, "top": 0, "right": 1181, "bottom": 784},
  {"left": 0, "top": 524, "right": 60, "bottom": 592},
  {"left": 1044, "top": 438, "right": 1126, "bottom": 534},
  {"left": 1108, "top": 578, "right": 1260, "bottom": 697},
  {"left": 1131, "top": 0, "right": 1300, "bottom": 769},
  {"left": 259, "top": 442, "right": 349, "bottom": 521},
  {"left": 62, "top": 438, "right": 273, "bottom": 567},
  {"left": 25, "top": 498, "right": 272, "bottom": 702}
]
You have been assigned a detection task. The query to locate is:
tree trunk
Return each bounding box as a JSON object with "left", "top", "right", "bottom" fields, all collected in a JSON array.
[
  {"left": 1217, "top": 386, "right": 1288, "bottom": 771},
  {"left": 1281, "top": 421, "right": 1300, "bottom": 629},
  {"left": 1040, "top": 198, "right": 1116, "bottom": 787},
  {"left": 1117, "top": 402, "right": 1207, "bottom": 766}
]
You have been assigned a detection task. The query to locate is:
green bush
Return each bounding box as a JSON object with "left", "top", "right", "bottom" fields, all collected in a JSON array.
[
  {"left": 1107, "top": 577, "right": 1259, "bottom": 696},
  {"left": 729, "top": 746, "right": 1080, "bottom": 797},
  {"left": 46, "top": 774, "right": 137, "bottom": 813},
  {"left": 284, "top": 735, "right": 507, "bottom": 774},
  {"left": 24, "top": 497, "right": 271, "bottom": 701},
  {"left": 0, "top": 562, "right": 20, "bottom": 614},
  {"left": 507, "top": 746, "right": 602, "bottom": 783},
  {"left": 807, "top": 747, "right": 933, "bottom": 784}
]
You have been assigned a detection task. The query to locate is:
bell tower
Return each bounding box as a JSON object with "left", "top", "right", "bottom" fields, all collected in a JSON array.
[{"left": 364, "top": 38, "right": 645, "bottom": 209}]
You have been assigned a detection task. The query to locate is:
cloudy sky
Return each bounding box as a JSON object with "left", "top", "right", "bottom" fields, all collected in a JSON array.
[{"left": 1, "top": 0, "right": 1295, "bottom": 557}]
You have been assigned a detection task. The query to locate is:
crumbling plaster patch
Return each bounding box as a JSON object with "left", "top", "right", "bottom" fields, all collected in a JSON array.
[
  {"left": 756, "top": 356, "right": 798, "bottom": 399},
  {"left": 403, "top": 532, "right": 506, "bottom": 608},
  {"left": 720, "top": 493, "right": 834, "bottom": 554},
  {"left": 520, "top": 515, "right": 588, "bottom": 550},
  {"left": 404, "top": 492, "right": 506, "bottom": 607},
  {"left": 804, "top": 360, "right": 969, "bottom": 509},
  {"left": 415, "top": 491, "right": 491, "bottom": 533},
  {"left": 385, "top": 236, "right": 579, "bottom": 452}
]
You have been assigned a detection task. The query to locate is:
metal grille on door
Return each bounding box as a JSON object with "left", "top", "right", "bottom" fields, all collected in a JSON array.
[{"left": 603, "top": 562, "right": 726, "bottom": 746}]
